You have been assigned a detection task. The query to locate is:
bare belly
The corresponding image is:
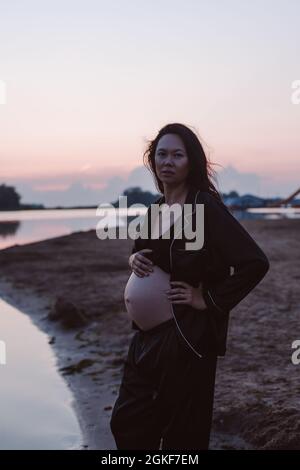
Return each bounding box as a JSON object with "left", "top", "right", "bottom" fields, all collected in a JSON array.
[{"left": 124, "top": 265, "right": 173, "bottom": 331}]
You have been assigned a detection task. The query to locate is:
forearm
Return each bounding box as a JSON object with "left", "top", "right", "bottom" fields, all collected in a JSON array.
[
  {"left": 202, "top": 193, "right": 270, "bottom": 314},
  {"left": 203, "top": 256, "right": 269, "bottom": 313}
]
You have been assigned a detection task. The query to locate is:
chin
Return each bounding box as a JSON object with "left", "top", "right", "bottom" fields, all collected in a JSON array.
[{"left": 160, "top": 174, "right": 175, "bottom": 180}]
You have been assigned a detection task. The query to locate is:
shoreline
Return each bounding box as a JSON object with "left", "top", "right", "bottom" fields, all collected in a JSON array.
[
  {"left": 0, "top": 277, "right": 116, "bottom": 450},
  {"left": 0, "top": 220, "right": 300, "bottom": 449}
]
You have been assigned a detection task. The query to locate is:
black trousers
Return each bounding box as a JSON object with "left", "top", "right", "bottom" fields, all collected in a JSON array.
[{"left": 110, "top": 318, "right": 218, "bottom": 450}]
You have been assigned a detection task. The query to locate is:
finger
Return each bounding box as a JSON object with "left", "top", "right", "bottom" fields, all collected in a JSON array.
[
  {"left": 138, "top": 254, "right": 153, "bottom": 268},
  {"left": 133, "top": 267, "right": 146, "bottom": 277},
  {"left": 140, "top": 248, "right": 153, "bottom": 261},
  {"left": 167, "top": 285, "right": 188, "bottom": 292},
  {"left": 137, "top": 257, "right": 153, "bottom": 271},
  {"left": 170, "top": 281, "right": 189, "bottom": 288},
  {"left": 133, "top": 264, "right": 150, "bottom": 276},
  {"left": 133, "top": 270, "right": 143, "bottom": 277},
  {"left": 166, "top": 288, "right": 186, "bottom": 294},
  {"left": 137, "top": 267, "right": 151, "bottom": 276},
  {"left": 167, "top": 293, "right": 188, "bottom": 300}
]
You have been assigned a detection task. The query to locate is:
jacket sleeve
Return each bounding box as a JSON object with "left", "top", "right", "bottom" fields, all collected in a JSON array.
[
  {"left": 129, "top": 237, "right": 139, "bottom": 331},
  {"left": 202, "top": 193, "right": 270, "bottom": 314},
  {"left": 130, "top": 220, "right": 144, "bottom": 255},
  {"left": 130, "top": 215, "right": 144, "bottom": 255},
  {"left": 130, "top": 196, "right": 162, "bottom": 255},
  {"left": 131, "top": 239, "right": 138, "bottom": 255}
]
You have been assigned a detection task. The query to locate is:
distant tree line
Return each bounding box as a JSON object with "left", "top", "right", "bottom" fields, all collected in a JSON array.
[
  {"left": 0, "top": 183, "right": 44, "bottom": 210},
  {"left": 111, "top": 187, "right": 161, "bottom": 207},
  {"left": 113, "top": 188, "right": 242, "bottom": 207},
  {"left": 222, "top": 190, "right": 239, "bottom": 198}
]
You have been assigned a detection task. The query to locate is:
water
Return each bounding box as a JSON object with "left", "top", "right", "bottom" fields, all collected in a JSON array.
[
  {"left": 0, "top": 207, "right": 146, "bottom": 250},
  {"left": 0, "top": 206, "right": 299, "bottom": 251},
  {"left": 0, "top": 297, "right": 82, "bottom": 450},
  {"left": 245, "top": 207, "right": 300, "bottom": 219}
]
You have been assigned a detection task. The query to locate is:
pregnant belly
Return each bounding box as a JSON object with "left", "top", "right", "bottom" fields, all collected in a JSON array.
[{"left": 124, "top": 265, "right": 173, "bottom": 331}]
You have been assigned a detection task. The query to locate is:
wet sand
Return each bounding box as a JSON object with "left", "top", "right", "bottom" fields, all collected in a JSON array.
[{"left": 0, "top": 219, "right": 299, "bottom": 449}]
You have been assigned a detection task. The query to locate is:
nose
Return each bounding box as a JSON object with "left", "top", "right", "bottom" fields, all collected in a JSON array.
[{"left": 163, "top": 155, "right": 174, "bottom": 166}]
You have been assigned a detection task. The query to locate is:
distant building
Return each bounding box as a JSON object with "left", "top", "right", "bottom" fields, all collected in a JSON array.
[{"left": 223, "top": 194, "right": 266, "bottom": 209}]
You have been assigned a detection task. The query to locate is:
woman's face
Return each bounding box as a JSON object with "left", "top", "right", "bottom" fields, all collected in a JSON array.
[{"left": 154, "top": 133, "right": 190, "bottom": 187}]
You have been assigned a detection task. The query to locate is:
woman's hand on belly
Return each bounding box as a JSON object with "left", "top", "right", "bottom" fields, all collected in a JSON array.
[
  {"left": 129, "top": 249, "right": 154, "bottom": 278},
  {"left": 165, "top": 281, "right": 208, "bottom": 311}
]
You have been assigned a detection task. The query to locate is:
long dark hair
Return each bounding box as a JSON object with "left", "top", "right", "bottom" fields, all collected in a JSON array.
[{"left": 143, "top": 123, "right": 223, "bottom": 202}]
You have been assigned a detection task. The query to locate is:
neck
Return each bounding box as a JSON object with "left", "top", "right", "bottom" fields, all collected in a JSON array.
[{"left": 163, "top": 182, "right": 190, "bottom": 207}]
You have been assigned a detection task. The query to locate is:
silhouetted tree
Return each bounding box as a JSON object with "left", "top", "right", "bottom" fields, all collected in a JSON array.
[
  {"left": 0, "top": 184, "right": 21, "bottom": 210},
  {"left": 223, "top": 190, "right": 240, "bottom": 198},
  {"left": 112, "top": 187, "right": 160, "bottom": 207}
]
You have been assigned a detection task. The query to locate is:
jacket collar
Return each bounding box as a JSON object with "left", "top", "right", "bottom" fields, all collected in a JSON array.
[
  {"left": 156, "top": 186, "right": 200, "bottom": 240},
  {"left": 158, "top": 185, "right": 198, "bottom": 212}
]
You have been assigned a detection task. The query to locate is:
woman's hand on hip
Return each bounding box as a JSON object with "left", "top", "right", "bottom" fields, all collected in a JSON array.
[
  {"left": 165, "top": 281, "right": 208, "bottom": 310},
  {"left": 129, "top": 249, "right": 154, "bottom": 277}
]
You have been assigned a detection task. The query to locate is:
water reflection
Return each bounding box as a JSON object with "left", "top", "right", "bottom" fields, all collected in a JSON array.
[
  {"left": 0, "top": 221, "right": 20, "bottom": 238},
  {"left": 0, "top": 297, "right": 82, "bottom": 450},
  {"left": 0, "top": 208, "right": 146, "bottom": 250},
  {"left": 0, "top": 207, "right": 299, "bottom": 251}
]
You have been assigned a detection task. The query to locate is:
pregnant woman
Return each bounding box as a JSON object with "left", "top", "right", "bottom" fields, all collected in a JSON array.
[{"left": 110, "top": 122, "right": 270, "bottom": 450}]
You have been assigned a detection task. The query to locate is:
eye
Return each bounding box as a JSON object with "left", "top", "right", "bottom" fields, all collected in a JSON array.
[{"left": 156, "top": 151, "right": 184, "bottom": 157}]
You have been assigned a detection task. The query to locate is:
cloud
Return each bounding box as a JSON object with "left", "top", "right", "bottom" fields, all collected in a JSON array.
[
  {"left": 6, "top": 166, "right": 157, "bottom": 207},
  {"left": 216, "top": 165, "right": 261, "bottom": 196},
  {"left": 3, "top": 164, "right": 298, "bottom": 207}
]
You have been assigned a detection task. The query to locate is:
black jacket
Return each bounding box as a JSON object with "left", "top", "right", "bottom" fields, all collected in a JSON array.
[{"left": 129, "top": 186, "right": 270, "bottom": 357}]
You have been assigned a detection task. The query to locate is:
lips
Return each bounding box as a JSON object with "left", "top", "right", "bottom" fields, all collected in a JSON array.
[{"left": 161, "top": 170, "right": 174, "bottom": 175}]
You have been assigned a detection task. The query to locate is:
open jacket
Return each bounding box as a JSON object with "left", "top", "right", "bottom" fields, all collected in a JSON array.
[{"left": 129, "top": 186, "right": 270, "bottom": 358}]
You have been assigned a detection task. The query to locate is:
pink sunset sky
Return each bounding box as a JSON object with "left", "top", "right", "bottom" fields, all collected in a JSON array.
[{"left": 0, "top": 0, "right": 299, "bottom": 206}]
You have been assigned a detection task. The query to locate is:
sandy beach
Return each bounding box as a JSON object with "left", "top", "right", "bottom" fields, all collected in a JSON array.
[{"left": 0, "top": 218, "right": 299, "bottom": 450}]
